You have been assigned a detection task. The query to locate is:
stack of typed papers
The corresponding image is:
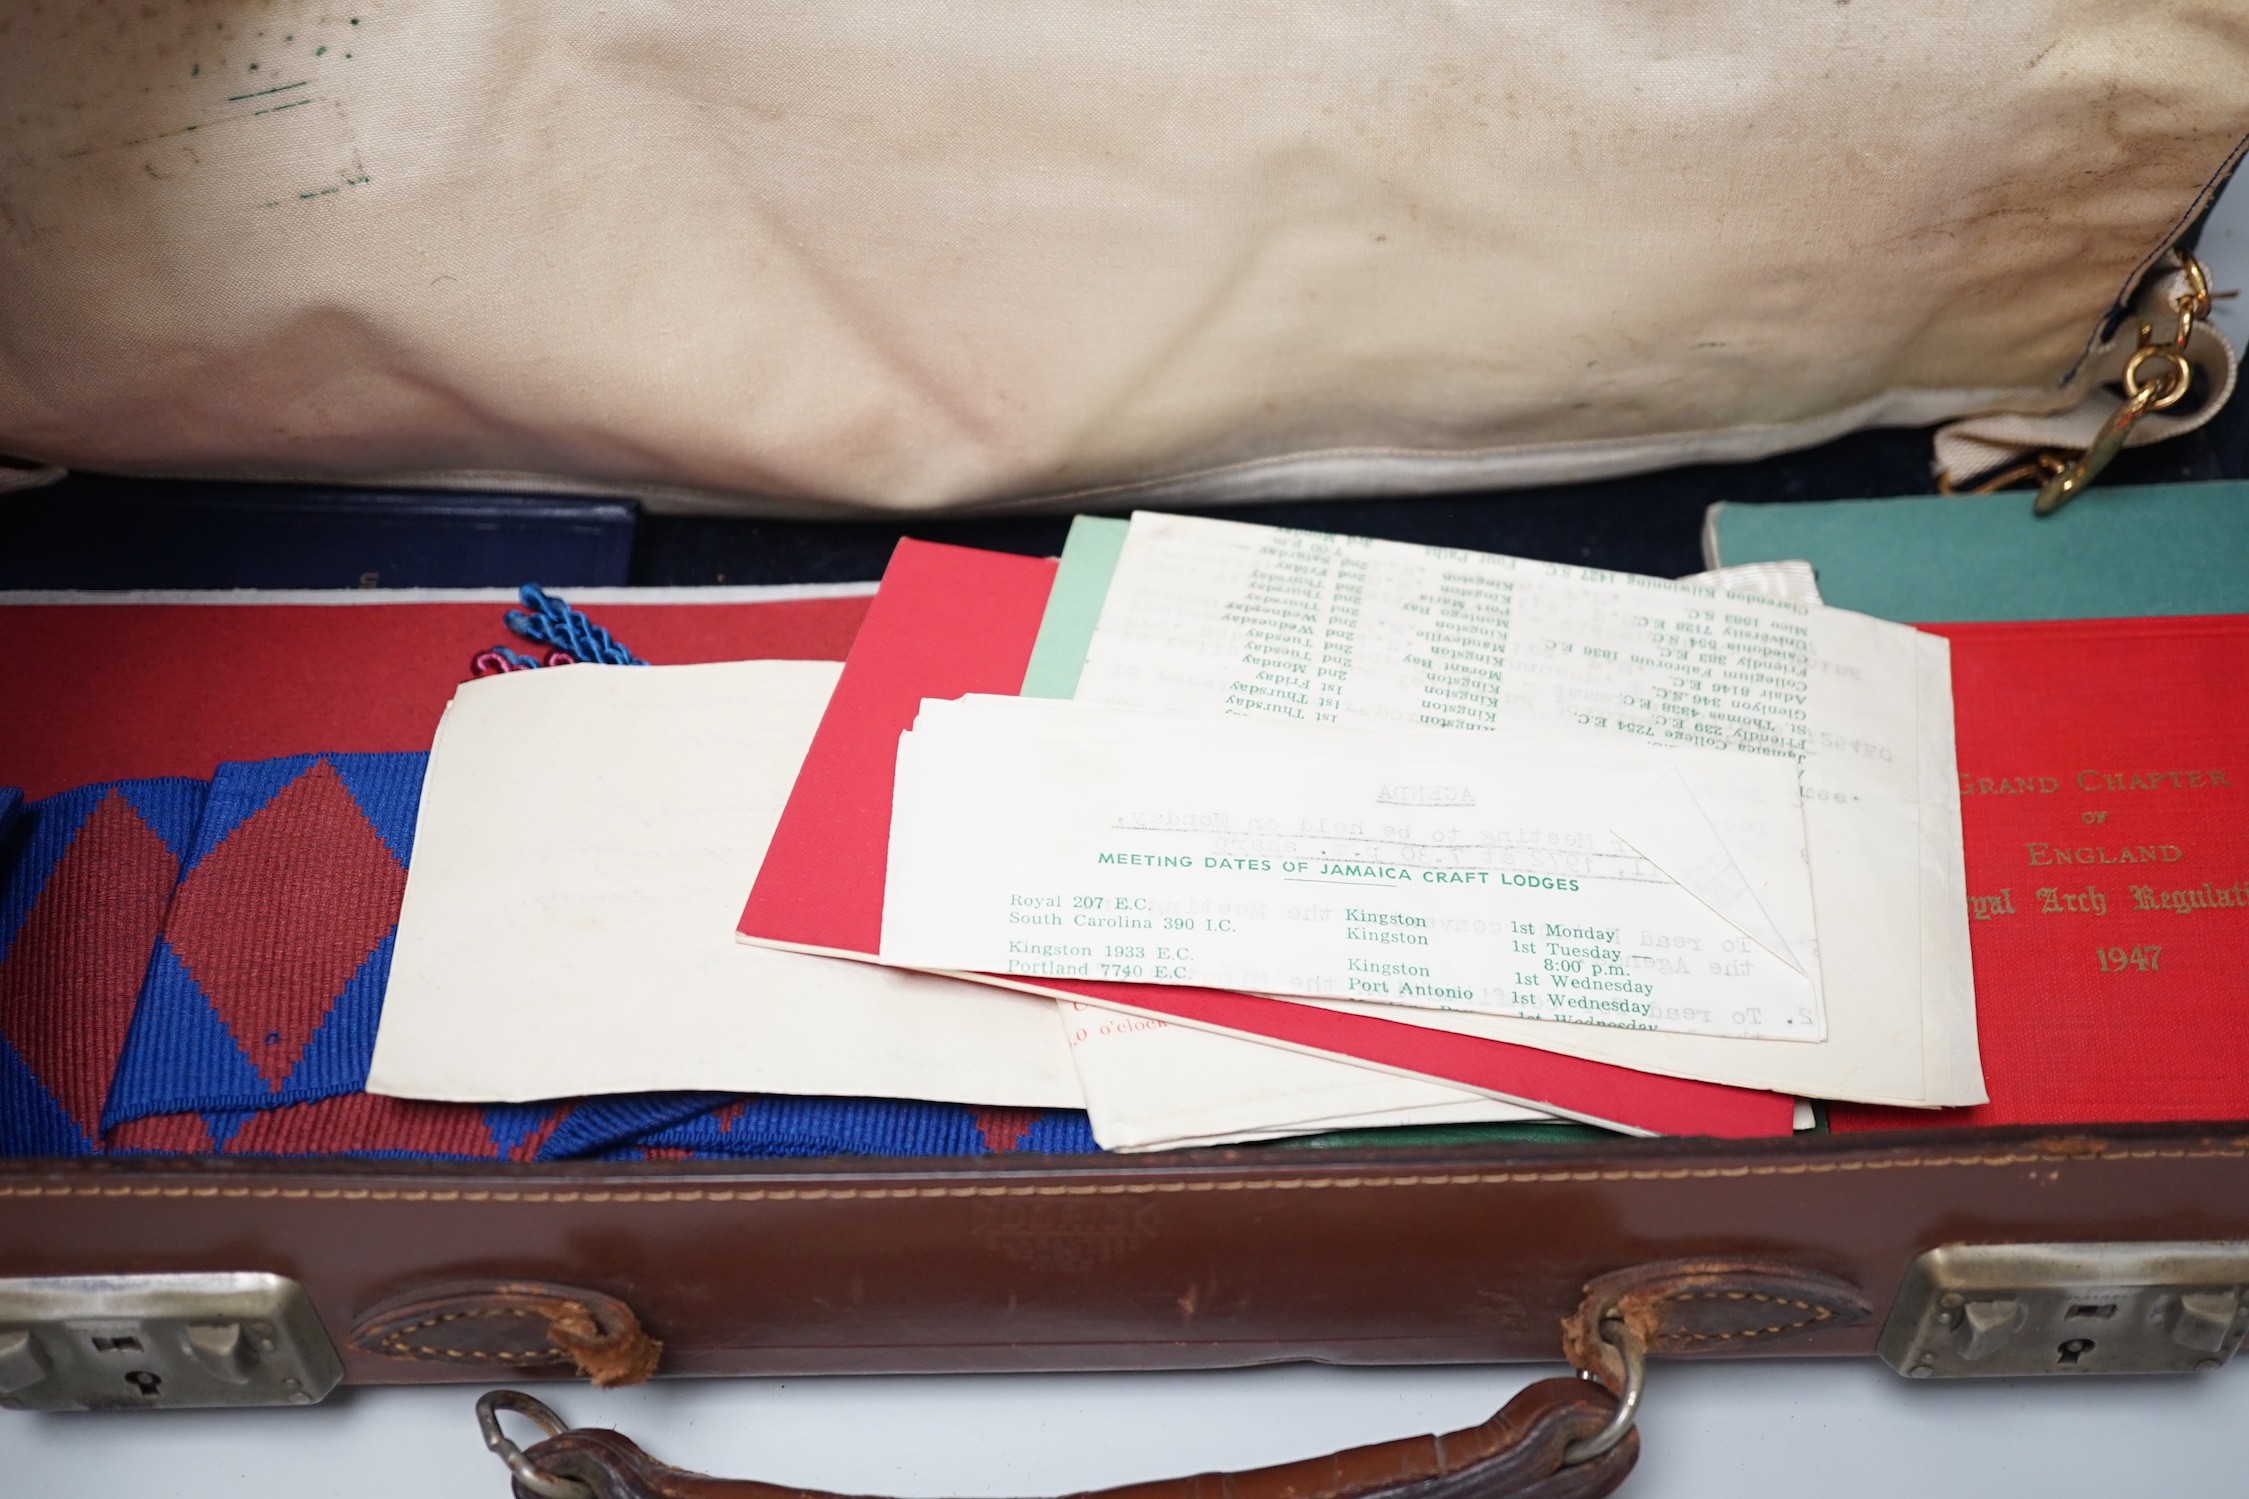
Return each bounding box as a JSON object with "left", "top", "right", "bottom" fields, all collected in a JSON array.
[
  {"left": 368, "top": 511, "right": 1979, "bottom": 1150},
  {"left": 720, "top": 512, "right": 1984, "bottom": 1149}
]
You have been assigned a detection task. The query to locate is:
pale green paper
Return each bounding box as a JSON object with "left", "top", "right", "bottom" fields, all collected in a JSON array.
[{"left": 1020, "top": 514, "right": 1129, "bottom": 698}]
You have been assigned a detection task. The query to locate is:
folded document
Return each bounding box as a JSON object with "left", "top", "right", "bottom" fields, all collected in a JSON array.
[
  {"left": 1026, "top": 549, "right": 1825, "bottom": 1145},
  {"left": 368, "top": 660, "right": 1083, "bottom": 1109},
  {"left": 738, "top": 538, "right": 1798, "bottom": 1139},
  {"left": 1055, "top": 513, "right": 1982, "bottom": 1108},
  {"left": 884, "top": 697, "right": 1822, "bottom": 1042},
  {"left": 364, "top": 655, "right": 1512, "bottom": 1150}
]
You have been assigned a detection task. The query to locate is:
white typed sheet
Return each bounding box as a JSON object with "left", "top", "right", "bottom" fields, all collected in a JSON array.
[
  {"left": 1680, "top": 560, "right": 1822, "bottom": 607},
  {"left": 367, "top": 661, "right": 1082, "bottom": 1108},
  {"left": 1062, "top": 1002, "right": 1549, "bottom": 1151},
  {"left": 887, "top": 699, "right": 1823, "bottom": 1042},
  {"left": 1067, "top": 513, "right": 1983, "bottom": 1107},
  {"left": 1052, "top": 557, "right": 1819, "bottom": 1147}
]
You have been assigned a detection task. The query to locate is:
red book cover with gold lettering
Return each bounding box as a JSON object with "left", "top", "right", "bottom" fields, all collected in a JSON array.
[{"left": 1833, "top": 614, "right": 2249, "bottom": 1131}]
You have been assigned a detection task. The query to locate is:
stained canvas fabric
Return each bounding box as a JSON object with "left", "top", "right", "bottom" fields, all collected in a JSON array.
[{"left": 2, "top": 4, "right": 2246, "bottom": 515}]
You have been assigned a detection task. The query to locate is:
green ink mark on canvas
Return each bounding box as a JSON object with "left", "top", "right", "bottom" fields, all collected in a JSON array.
[
  {"left": 228, "top": 80, "right": 308, "bottom": 103},
  {"left": 292, "top": 172, "right": 372, "bottom": 203}
]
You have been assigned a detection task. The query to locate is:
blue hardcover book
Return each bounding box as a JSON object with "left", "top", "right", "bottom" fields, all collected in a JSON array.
[{"left": 0, "top": 476, "right": 637, "bottom": 590}]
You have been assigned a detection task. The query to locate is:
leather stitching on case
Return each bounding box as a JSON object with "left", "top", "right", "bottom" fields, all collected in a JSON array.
[
  {"left": 1647, "top": 1291, "right": 1832, "bottom": 1344},
  {"left": 373, "top": 1307, "right": 567, "bottom": 1363},
  {"left": 4, "top": 1144, "right": 2246, "bottom": 1201},
  {"left": 352, "top": 1283, "right": 660, "bottom": 1386}
]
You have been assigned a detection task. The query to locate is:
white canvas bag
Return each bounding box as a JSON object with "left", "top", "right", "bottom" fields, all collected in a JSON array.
[{"left": 2, "top": 2, "right": 2245, "bottom": 515}]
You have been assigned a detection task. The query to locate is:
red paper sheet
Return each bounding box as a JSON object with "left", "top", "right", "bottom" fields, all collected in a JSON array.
[
  {"left": 738, "top": 540, "right": 1794, "bottom": 1138},
  {"left": 0, "top": 592, "right": 872, "bottom": 797},
  {"left": 1833, "top": 614, "right": 2249, "bottom": 1132}
]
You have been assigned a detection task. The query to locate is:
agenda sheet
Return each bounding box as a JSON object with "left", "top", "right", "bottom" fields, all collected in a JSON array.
[
  {"left": 882, "top": 704, "right": 1822, "bottom": 1041},
  {"left": 1068, "top": 513, "right": 1983, "bottom": 1107}
]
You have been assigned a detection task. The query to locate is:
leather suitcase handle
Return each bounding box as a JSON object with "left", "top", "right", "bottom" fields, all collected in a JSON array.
[
  {"left": 486, "top": 1377, "right": 1635, "bottom": 1499},
  {"left": 474, "top": 1259, "right": 1869, "bottom": 1499}
]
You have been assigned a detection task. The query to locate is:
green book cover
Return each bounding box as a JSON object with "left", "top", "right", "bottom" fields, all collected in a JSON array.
[{"left": 1705, "top": 480, "right": 2249, "bottom": 623}]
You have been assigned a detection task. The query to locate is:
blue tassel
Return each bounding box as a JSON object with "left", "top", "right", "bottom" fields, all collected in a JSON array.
[{"left": 504, "top": 584, "right": 646, "bottom": 667}]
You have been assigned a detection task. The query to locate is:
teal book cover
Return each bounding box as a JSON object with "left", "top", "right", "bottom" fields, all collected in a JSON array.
[{"left": 1704, "top": 481, "right": 2249, "bottom": 623}]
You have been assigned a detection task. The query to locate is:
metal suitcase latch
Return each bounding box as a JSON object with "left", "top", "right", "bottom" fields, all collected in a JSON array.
[
  {"left": 1880, "top": 1242, "right": 2249, "bottom": 1378},
  {"left": 0, "top": 1272, "right": 342, "bottom": 1411}
]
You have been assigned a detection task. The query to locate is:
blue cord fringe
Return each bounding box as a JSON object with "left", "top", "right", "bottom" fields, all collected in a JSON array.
[{"left": 505, "top": 584, "right": 646, "bottom": 666}]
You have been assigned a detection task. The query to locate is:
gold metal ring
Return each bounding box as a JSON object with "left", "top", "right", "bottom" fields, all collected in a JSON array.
[
  {"left": 2121, "top": 343, "right": 2192, "bottom": 410},
  {"left": 2176, "top": 248, "right": 2212, "bottom": 318},
  {"left": 2172, "top": 300, "right": 2199, "bottom": 353}
]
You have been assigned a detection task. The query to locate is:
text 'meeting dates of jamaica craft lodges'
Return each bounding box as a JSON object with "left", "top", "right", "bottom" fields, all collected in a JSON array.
[{"left": 881, "top": 710, "right": 1826, "bottom": 1044}]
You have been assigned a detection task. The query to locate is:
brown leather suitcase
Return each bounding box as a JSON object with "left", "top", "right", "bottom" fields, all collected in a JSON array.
[
  {"left": 9, "top": 447, "right": 2249, "bottom": 1497},
  {"left": 9, "top": 1119, "right": 2245, "bottom": 1382},
  {"left": 9, "top": 1118, "right": 2249, "bottom": 1497}
]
